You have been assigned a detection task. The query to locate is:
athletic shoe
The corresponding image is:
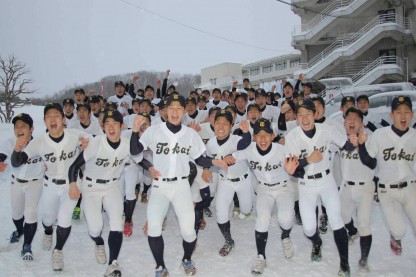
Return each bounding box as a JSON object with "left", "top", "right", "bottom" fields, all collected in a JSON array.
[
  {"left": 311, "top": 242, "right": 322, "bottom": 262},
  {"left": 239, "top": 212, "right": 252, "bottom": 219},
  {"left": 72, "top": 207, "right": 81, "bottom": 220},
  {"left": 162, "top": 217, "right": 167, "bottom": 231},
  {"left": 104, "top": 260, "right": 121, "bottom": 277},
  {"left": 251, "top": 254, "right": 267, "bottom": 275},
  {"left": 232, "top": 207, "right": 240, "bottom": 218},
  {"left": 42, "top": 233, "right": 53, "bottom": 251},
  {"left": 295, "top": 213, "right": 302, "bottom": 225},
  {"left": 374, "top": 193, "right": 380, "bottom": 203},
  {"left": 95, "top": 244, "right": 107, "bottom": 264},
  {"left": 319, "top": 214, "right": 328, "bottom": 234},
  {"left": 337, "top": 265, "right": 350, "bottom": 277},
  {"left": 204, "top": 207, "right": 213, "bottom": 217},
  {"left": 141, "top": 193, "right": 148, "bottom": 204},
  {"left": 181, "top": 259, "right": 196, "bottom": 276},
  {"left": 52, "top": 249, "right": 64, "bottom": 271},
  {"left": 155, "top": 266, "right": 169, "bottom": 277},
  {"left": 9, "top": 230, "right": 23, "bottom": 244},
  {"left": 390, "top": 236, "right": 402, "bottom": 256},
  {"left": 199, "top": 218, "right": 207, "bottom": 230},
  {"left": 348, "top": 231, "right": 359, "bottom": 245},
  {"left": 358, "top": 258, "right": 369, "bottom": 272},
  {"left": 21, "top": 243, "right": 33, "bottom": 261},
  {"left": 281, "top": 237, "right": 294, "bottom": 258},
  {"left": 123, "top": 222, "right": 133, "bottom": 237},
  {"left": 219, "top": 240, "right": 235, "bottom": 256}
]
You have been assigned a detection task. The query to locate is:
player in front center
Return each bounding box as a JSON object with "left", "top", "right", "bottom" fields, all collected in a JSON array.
[
  {"left": 131, "top": 93, "right": 228, "bottom": 277},
  {"left": 285, "top": 99, "right": 358, "bottom": 277}
]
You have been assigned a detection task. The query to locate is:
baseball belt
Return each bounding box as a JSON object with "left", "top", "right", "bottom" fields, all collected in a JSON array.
[
  {"left": 347, "top": 181, "right": 365, "bottom": 186},
  {"left": 220, "top": 173, "right": 249, "bottom": 182},
  {"left": 86, "top": 176, "right": 118, "bottom": 184},
  {"left": 44, "top": 175, "right": 66, "bottom": 185},
  {"left": 260, "top": 180, "right": 288, "bottom": 187},
  {"left": 306, "top": 169, "right": 330, "bottom": 180},
  {"left": 155, "top": 176, "right": 188, "bottom": 182},
  {"left": 12, "top": 175, "right": 39, "bottom": 183},
  {"left": 379, "top": 182, "right": 407, "bottom": 189}
]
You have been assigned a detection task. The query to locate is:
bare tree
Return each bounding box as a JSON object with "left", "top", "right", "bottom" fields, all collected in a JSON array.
[{"left": 0, "top": 55, "right": 35, "bottom": 123}]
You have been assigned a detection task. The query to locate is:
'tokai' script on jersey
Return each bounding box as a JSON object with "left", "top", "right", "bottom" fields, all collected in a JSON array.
[
  {"left": 155, "top": 143, "right": 192, "bottom": 155},
  {"left": 44, "top": 149, "right": 77, "bottom": 162},
  {"left": 95, "top": 157, "right": 125, "bottom": 167},
  {"left": 300, "top": 145, "right": 328, "bottom": 159},
  {"left": 340, "top": 151, "right": 359, "bottom": 160},
  {"left": 249, "top": 161, "right": 282, "bottom": 171},
  {"left": 383, "top": 147, "right": 415, "bottom": 161},
  {"left": 25, "top": 157, "right": 43, "bottom": 164}
]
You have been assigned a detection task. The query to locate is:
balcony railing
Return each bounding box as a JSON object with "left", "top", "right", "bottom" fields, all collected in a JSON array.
[
  {"left": 351, "top": 56, "right": 403, "bottom": 83},
  {"left": 299, "top": 14, "right": 410, "bottom": 70}
]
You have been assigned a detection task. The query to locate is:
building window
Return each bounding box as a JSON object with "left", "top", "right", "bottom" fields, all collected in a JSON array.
[
  {"left": 210, "top": 78, "right": 217, "bottom": 85},
  {"left": 250, "top": 67, "right": 260, "bottom": 76},
  {"left": 290, "top": 59, "right": 300, "bottom": 68},
  {"left": 263, "top": 64, "right": 273, "bottom": 73},
  {"left": 276, "top": 61, "right": 286, "bottom": 70}
]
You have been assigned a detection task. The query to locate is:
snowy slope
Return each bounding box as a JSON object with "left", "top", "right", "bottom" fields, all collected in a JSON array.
[{"left": 0, "top": 105, "right": 415, "bottom": 277}]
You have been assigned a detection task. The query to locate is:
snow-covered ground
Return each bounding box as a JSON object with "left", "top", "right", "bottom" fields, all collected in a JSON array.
[{"left": 0, "top": 105, "right": 416, "bottom": 276}]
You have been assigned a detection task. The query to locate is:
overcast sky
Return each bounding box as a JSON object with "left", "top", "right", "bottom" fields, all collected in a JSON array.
[{"left": 1, "top": 0, "right": 300, "bottom": 97}]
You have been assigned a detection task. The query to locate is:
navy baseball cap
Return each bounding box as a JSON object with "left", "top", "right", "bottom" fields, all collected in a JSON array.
[
  {"left": 253, "top": 118, "right": 273, "bottom": 134},
  {"left": 63, "top": 98, "right": 75, "bottom": 106},
  {"left": 311, "top": 96, "right": 325, "bottom": 108},
  {"left": 345, "top": 107, "right": 363, "bottom": 121},
  {"left": 157, "top": 99, "right": 168, "bottom": 110},
  {"left": 103, "top": 110, "right": 123, "bottom": 124},
  {"left": 282, "top": 99, "right": 296, "bottom": 112},
  {"left": 234, "top": 92, "right": 248, "bottom": 101},
  {"left": 186, "top": 97, "right": 197, "bottom": 105},
  {"left": 283, "top": 82, "right": 293, "bottom": 89},
  {"left": 198, "top": 96, "right": 207, "bottom": 103},
  {"left": 165, "top": 94, "right": 186, "bottom": 108},
  {"left": 391, "top": 96, "right": 412, "bottom": 111},
  {"left": 341, "top": 96, "right": 355, "bottom": 107},
  {"left": 114, "top": 81, "right": 125, "bottom": 88},
  {"left": 208, "top": 106, "right": 221, "bottom": 116},
  {"left": 105, "top": 101, "right": 118, "bottom": 110},
  {"left": 139, "top": 98, "right": 152, "bottom": 106},
  {"left": 76, "top": 102, "right": 91, "bottom": 113},
  {"left": 12, "top": 113, "right": 33, "bottom": 128},
  {"left": 74, "top": 88, "right": 85, "bottom": 95},
  {"left": 215, "top": 109, "right": 233, "bottom": 124},
  {"left": 132, "top": 98, "right": 140, "bottom": 105},
  {"left": 89, "top": 95, "right": 100, "bottom": 104},
  {"left": 44, "top": 103, "right": 64, "bottom": 117},
  {"left": 303, "top": 82, "right": 313, "bottom": 89},
  {"left": 356, "top": 95, "right": 369, "bottom": 102},
  {"left": 295, "top": 99, "right": 316, "bottom": 112},
  {"left": 138, "top": 112, "right": 152, "bottom": 123},
  {"left": 247, "top": 103, "right": 261, "bottom": 112}
]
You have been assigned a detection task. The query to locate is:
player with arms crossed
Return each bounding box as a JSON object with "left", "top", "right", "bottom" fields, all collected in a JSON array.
[
  {"left": 285, "top": 99, "right": 358, "bottom": 277},
  {"left": 132, "top": 94, "right": 228, "bottom": 277},
  {"left": 224, "top": 118, "right": 298, "bottom": 274},
  {"left": 358, "top": 96, "right": 416, "bottom": 258},
  {"left": 11, "top": 103, "right": 90, "bottom": 272}
]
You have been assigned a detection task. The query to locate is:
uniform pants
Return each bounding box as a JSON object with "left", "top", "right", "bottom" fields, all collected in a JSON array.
[
  {"left": 147, "top": 178, "right": 196, "bottom": 242},
  {"left": 298, "top": 173, "right": 344, "bottom": 237},
  {"left": 255, "top": 182, "right": 294, "bottom": 232},
  {"left": 41, "top": 180, "right": 78, "bottom": 228},
  {"left": 120, "top": 163, "right": 140, "bottom": 201},
  {"left": 378, "top": 182, "right": 416, "bottom": 240},
  {"left": 216, "top": 172, "right": 253, "bottom": 224},
  {"left": 340, "top": 180, "right": 373, "bottom": 236},
  {"left": 81, "top": 181, "right": 123, "bottom": 237},
  {"left": 10, "top": 179, "right": 43, "bottom": 223}
]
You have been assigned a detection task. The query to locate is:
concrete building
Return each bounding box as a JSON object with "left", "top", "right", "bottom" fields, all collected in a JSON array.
[
  {"left": 291, "top": 0, "right": 416, "bottom": 87},
  {"left": 199, "top": 53, "right": 301, "bottom": 92}
]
